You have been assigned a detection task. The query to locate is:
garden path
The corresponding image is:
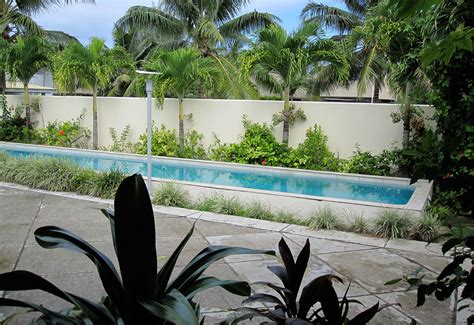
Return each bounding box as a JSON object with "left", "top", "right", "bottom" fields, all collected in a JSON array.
[{"left": 0, "top": 183, "right": 466, "bottom": 324}]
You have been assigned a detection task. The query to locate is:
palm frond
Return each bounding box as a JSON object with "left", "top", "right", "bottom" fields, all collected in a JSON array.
[
  {"left": 3, "top": 10, "right": 43, "bottom": 36},
  {"left": 219, "top": 11, "right": 279, "bottom": 37},
  {"left": 16, "top": 0, "right": 95, "bottom": 15},
  {"left": 116, "top": 6, "right": 184, "bottom": 37},
  {"left": 301, "top": 2, "right": 361, "bottom": 33}
]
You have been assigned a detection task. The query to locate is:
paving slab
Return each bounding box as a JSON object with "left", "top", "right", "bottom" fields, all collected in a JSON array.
[
  {"left": 285, "top": 233, "right": 377, "bottom": 255},
  {"left": 318, "top": 248, "right": 438, "bottom": 294},
  {"left": 0, "top": 244, "right": 19, "bottom": 273},
  {"left": 376, "top": 290, "right": 455, "bottom": 324}
]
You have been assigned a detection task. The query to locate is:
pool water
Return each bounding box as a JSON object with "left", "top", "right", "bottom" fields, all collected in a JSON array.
[{"left": 1, "top": 146, "right": 414, "bottom": 205}]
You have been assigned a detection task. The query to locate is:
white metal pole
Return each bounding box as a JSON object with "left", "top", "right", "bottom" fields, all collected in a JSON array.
[{"left": 146, "top": 79, "right": 153, "bottom": 191}]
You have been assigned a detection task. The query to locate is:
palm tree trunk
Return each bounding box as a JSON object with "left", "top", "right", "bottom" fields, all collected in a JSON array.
[
  {"left": 23, "top": 83, "right": 31, "bottom": 127},
  {"left": 402, "top": 82, "right": 411, "bottom": 149},
  {"left": 178, "top": 98, "right": 185, "bottom": 154},
  {"left": 198, "top": 82, "right": 206, "bottom": 99},
  {"left": 372, "top": 81, "right": 380, "bottom": 103},
  {"left": 0, "top": 70, "right": 6, "bottom": 95},
  {"left": 282, "top": 86, "right": 290, "bottom": 145},
  {"left": 92, "top": 88, "right": 98, "bottom": 149}
]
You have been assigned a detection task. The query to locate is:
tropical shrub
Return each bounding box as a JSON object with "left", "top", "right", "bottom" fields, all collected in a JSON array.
[
  {"left": 136, "top": 124, "right": 179, "bottom": 157},
  {"left": 35, "top": 112, "right": 91, "bottom": 148},
  {"left": 220, "top": 116, "right": 290, "bottom": 166},
  {"left": 182, "top": 130, "right": 207, "bottom": 159},
  {"left": 229, "top": 237, "right": 387, "bottom": 324},
  {"left": 0, "top": 102, "right": 31, "bottom": 142},
  {"left": 101, "top": 125, "right": 135, "bottom": 153},
  {"left": 342, "top": 146, "right": 402, "bottom": 176},
  {"left": 0, "top": 174, "right": 274, "bottom": 324},
  {"left": 287, "top": 124, "right": 339, "bottom": 171}
]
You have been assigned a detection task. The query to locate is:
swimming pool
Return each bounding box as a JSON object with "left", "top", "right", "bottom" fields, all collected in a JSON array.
[{"left": 0, "top": 142, "right": 415, "bottom": 205}]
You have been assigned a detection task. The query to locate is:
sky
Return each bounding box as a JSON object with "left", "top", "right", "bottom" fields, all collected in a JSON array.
[{"left": 32, "top": 0, "right": 343, "bottom": 47}]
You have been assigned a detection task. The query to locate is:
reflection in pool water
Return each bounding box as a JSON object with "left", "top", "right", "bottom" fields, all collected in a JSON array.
[{"left": 2, "top": 148, "right": 414, "bottom": 205}]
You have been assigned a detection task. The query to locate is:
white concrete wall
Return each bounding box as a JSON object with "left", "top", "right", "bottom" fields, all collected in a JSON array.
[{"left": 4, "top": 95, "right": 435, "bottom": 158}]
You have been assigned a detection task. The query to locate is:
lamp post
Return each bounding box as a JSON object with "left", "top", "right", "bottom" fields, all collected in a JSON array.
[{"left": 136, "top": 70, "right": 161, "bottom": 191}]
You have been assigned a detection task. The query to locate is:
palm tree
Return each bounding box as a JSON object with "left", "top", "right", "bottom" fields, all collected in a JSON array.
[
  {"left": 301, "top": 0, "right": 384, "bottom": 100},
  {"left": 115, "top": 0, "right": 277, "bottom": 71},
  {"left": 5, "top": 36, "right": 50, "bottom": 126},
  {"left": 116, "top": 0, "right": 277, "bottom": 53},
  {"left": 0, "top": 0, "right": 95, "bottom": 94},
  {"left": 53, "top": 37, "right": 132, "bottom": 149},
  {"left": 247, "top": 23, "right": 349, "bottom": 144},
  {"left": 144, "top": 47, "right": 220, "bottom": 152}
]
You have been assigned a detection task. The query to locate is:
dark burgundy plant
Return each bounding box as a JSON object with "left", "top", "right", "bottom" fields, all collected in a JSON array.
[{"left": 228, "top": 237, "right": 388, "bottom": 324}]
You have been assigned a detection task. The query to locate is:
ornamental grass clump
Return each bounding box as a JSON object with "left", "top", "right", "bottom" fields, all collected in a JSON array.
[
  {"left": 410, "top": 212, "right": 442, "bottom": 242},
  {"left": 195, "top": 194, "right": 246, "bottom": 216},
  {"left": 242, "top": 200, "right": 274, "bottom": 220},
  {"left": 0, "top": 155, "right": 126, "bottom": 199},
  {"left": 374, "top": 210, "right": 413, "bottom": 239},
  {"left": 152, "top": 182, "right": 191, "bottom": 208},
  {"left": 309, "top": 205, "right": 341, "bottom": 230}
]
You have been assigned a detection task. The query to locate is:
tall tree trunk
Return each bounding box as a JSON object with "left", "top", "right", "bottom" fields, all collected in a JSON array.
[
  {"left": 402, "top": 82, "right": 412, "bottom": 149},
  {"left": 92, "top": 88, "right": 98, "bottom": 149},
  {"left": 0, "top": 70, "right": 6, "bottom": 95},
  {"left": 23, "top": 83, "right": 31, "bottom": 127},
  {"left": 178, "top": 97, "right": 184, "bottom": 154},
  {"left": 198, "top": 82, "right": 206, "bottom": 99},
  {"left": 282, "top": 86, "right": 290, "bottom": 145},
  {"left": 372, "top": 80, "right": 380, "bottom": 103}
]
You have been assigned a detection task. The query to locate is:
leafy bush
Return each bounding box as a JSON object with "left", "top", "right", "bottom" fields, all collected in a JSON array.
[
  {"left": 207, "top": 134, "right": 232, "bottom": 161},
  {"left": 342, "top": 146, "right": 402, "bottom": 176},
  {"left": 35, "top": 112, "right": 91, "bottom": 148},
  {"left": 0, "top": 101, "right": 32, "bottom": 142},
  {"left": 101, "top": 125, "right": 136, "bottom": 153},
  {"left": 136, "top": 124, "right": 179, "bottom": 157},
  {"left": 152, "top": 182, "right": 191, "bottom": 208},
  {"left": 231, "top": 237, "right": 386, "bottom": 323},
  {"left": 136, "top": 125, "right": 206, "bottom": 159},
  {"left": 182, "top": 130, "right": 206, "bottom": 159},
  {"left": 223, "top": 116, "right": 290, "bottom": 166},
  {"left": 0, "top": 174, "right": 274, "bottom": 324},
  {"left": 309, "top": 205, "right": 341, "bottom": 230},
  {"left": 374, "top": 210, "right": 413, "bottom": 239},
  {"left": 286, "top": 124, "right": 339, "bottom": 171},
  {"left": 409, "top": 212, "right": 442, "bottom": 242}
]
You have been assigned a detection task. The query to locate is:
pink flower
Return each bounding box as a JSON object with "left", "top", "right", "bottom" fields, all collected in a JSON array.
[{"left": 58, "top": 130, "right": 65, "bottom": 136}]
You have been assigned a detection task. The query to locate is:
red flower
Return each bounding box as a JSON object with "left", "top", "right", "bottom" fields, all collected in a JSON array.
[
  {"left": 58, "top": 130, "right": 65, "bottom": 136},
  {"left": 261, "top": 159, "right": 267, "bottom": 166}
]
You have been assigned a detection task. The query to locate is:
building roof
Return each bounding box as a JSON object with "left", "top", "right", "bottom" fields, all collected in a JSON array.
[{"left": 5, "top": 81, "right": 56, "bottom": 93}]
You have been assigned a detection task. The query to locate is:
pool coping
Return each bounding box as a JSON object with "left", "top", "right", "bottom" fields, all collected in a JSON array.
[
  {"left": 0, "top": 181, "right": 444, "bottom": 256},
  {"left": 0, "top": 142, "right": 433, "bottom": 212}
]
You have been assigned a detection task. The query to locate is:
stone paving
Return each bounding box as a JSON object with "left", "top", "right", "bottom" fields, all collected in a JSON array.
[{"left": 0, "top": 183, "right": 465, "bottom": 324}]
